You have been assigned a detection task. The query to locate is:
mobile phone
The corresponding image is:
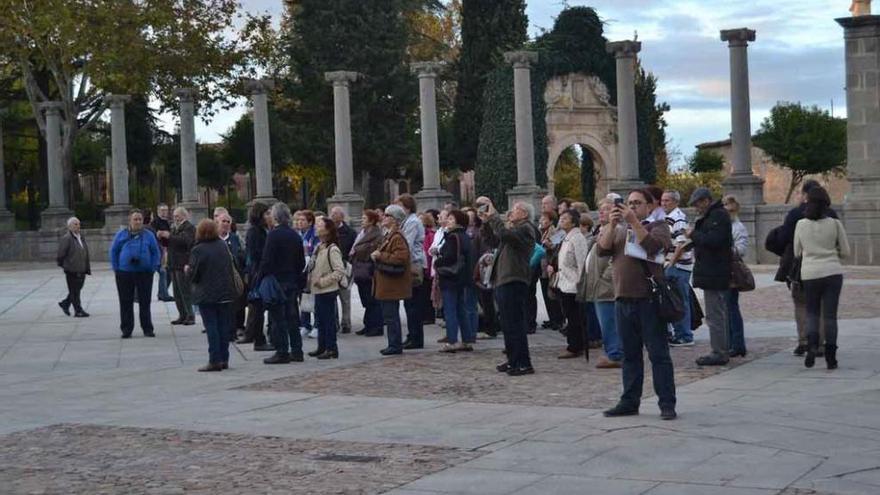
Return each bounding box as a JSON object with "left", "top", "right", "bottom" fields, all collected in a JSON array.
[
  {"left": 477, "top": 203, "right": 489, "bottom": 213},
  {"left": 613, "top": 197, "right": 625, "bottom": 207}
]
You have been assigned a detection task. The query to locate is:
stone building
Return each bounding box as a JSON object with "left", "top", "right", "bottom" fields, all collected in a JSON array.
[{"left": 696, "top": 138, "right": 851, "bottom": 204}]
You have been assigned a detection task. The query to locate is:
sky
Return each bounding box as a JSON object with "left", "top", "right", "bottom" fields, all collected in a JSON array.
[{"left": 164, "top": 0, "right": 850, "bottom": 168}]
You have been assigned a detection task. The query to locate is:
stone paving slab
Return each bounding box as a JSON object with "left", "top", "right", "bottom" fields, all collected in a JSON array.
[
  {"left": 240, "top": 338, "right": 791, "bottom": 409},
  {"left": 0, "top": 424, "right": 481, "bottom": 495},
  {"left": 740, "top": 283, "right": 880, "bottom": 321}
]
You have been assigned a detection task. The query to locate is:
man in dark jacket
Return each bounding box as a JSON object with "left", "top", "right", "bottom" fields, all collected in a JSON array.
[
  {"left": 774, "top": 179, "right": 837, "bottom": 356},
  {"left": 57, "top": 216, "right": 91, "bottom": 317},
  {"left": 331, "top": 206, "right": 356, "bottom": 334},
  {"left": 151, "top": 204, "right": 173, "bottom": 301},
  {"left": 478, "top": 197, "right": 538, "bottom": 376},
  {"left": 157, "top": 207, "right": 196, "bottom": 325},
  {"left": 686, "top": 188, "right": 733, "bottom": 366}
]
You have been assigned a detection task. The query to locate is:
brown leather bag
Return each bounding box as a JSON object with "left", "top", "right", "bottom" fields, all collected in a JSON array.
[{"left": 730, "top": 251, "right": 756, "bottom": 292}]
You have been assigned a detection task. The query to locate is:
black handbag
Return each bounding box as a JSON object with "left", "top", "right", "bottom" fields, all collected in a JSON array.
[
  {"left": 435, "top": 234, "right": 464, "bottom": 278},
  {"left": 730, "top": 251, "right": 756, "bottom": 292},
  {"left": 352, "top": 260, "right": 374, "bottom": 283},
  {"left": 376, "top": 262, "right": 406, "bottom": 276},
  {"left": 641, "top": 261, "right": 685, "bottom": 324}
]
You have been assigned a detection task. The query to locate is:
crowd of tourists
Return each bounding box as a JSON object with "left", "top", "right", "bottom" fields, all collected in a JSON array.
[{"left": 55, "top": 180, "right": 850, "bottom": 418}]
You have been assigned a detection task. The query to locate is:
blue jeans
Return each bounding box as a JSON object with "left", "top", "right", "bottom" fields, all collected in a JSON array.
[
  {"left": 356, "top": 280, "right": 382, "bottom": 330},
  {"left": 496, "top": 282, "right": 532, "bottom": 369},
  {"left": 595, "top": 301, "right": 622, "bottom": 361},
  {"left": 464, "top": 285, "right": 479, "bottom": 342},
  {"left": 199, "top": 303, "right": 232, "bottom": 364},
  {"left": 157, "top": 267, "right": 170, "bottom": 299},
  {"left": 442, "top": 286, "right": 474, "bottom": 344},
  {"left": 315, "top": 291, "right": 338, "bottom": 352},
  {"left": 727, "top": 290, "right": 746, "bottom": 354},
  {"left": 382, "top": 300, "right": 403, "bottom": 352},
  {"left": 616, "top": 298, "right": 676, "bottom": 410},
  {"left": 268, "top": 285, "right": 302, "bottom": 357},
  {"left": 664, "top": 266, "right": 693, "bottom": 342}
]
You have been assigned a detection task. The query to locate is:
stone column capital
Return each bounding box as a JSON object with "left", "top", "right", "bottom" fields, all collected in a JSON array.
[
  {"left": 721, "top": 28, "right": 756, "bottom": 47},
  {"left": 174, "top": 88, "right": 198, "bottom": 103},
  {"left": 606, "top": 40, "right": 642, "bottom": 59},
  {"left": 411, "top": 61, "right": 446, "bottom": 78},
  {"left": 39, "top": 101, "right": 64, "bottom": 116},
  {"left": 104, "top": 94, "right": 131, "bottom": 109},
  {"left": 504, "top": 51, "right": 539, "bottom": 69},
  {"left": 324, "top": 71, "right": 360, "bottom": 86},
  {"left": 243, "top": 78, "right": 275, "bottom": 95}
]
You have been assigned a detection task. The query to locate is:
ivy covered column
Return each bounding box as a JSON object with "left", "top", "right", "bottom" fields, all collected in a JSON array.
[
  {"left": 412, "top": 61, "right": 452, "bottom": 211},
  {"left": 325, "top": 71, "right": 364, "bottom": 224},
  {"left": 0, "top": 116, "right": 13, "bottom": 231},
  {"left": 606, "top": 40, "right": 644, "bottom": 194},
  {"left": 503, "top": 50, "right": 543, "bottom": 212}
]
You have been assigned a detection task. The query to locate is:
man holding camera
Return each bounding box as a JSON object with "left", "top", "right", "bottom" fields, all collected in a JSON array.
[
  {"left": 598, "top": 189, "right": 677, "bottom": 420},
  {"left": 477, "top": 197, "right": 538, "bottom": 376}
]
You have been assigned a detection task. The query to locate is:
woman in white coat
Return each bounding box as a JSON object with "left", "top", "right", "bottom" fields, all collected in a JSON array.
[{"left": 548, "top": 209, "right": 589, "bottom": 361}]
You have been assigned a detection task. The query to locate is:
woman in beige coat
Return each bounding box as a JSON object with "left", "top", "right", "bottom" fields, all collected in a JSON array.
[{"left": 308, "top": 217, "right": 346, "bottom": 359}]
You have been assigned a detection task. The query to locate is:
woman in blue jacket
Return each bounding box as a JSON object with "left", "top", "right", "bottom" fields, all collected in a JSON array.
[{"left": 109, "top": 209, "right": 161, "bottom": 338}]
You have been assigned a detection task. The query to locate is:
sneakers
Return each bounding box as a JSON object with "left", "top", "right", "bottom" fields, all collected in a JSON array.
[
  {"left": 308, "top": 328, "right": 318, "bottom": 339},
  {"left": 669, "top": 338, "right": 695, "bottom": 347},
  {"left": 695, "top": 354, "right": 729, "bottom": 366},
  {"left": 603, "top": 403, "right": 639, "bottom": 417}
]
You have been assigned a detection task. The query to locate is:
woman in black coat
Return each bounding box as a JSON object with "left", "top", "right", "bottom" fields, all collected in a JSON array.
[
  {"left": 239, "top": 202, "right": 273, "bottom": 351},
  {"left": 188, "top": 219, "right": 240, "bottom": 372},
  {"left": 433, "top": 210, "right": 475, "bottom": 352}
]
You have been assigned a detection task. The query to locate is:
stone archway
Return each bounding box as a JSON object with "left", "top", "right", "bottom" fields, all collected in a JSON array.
[{"left": 544, "top": 73, "right": 618, "bottom": 198}]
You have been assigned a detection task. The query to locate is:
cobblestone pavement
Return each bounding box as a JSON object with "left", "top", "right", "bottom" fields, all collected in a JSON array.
[
  {"left": 241, "top": 338, "right": 791, "bottom": 409},
  {"left": 740, "top": 284, "right": 880, "bottom": 321},
  {"left": 0, "top": 424, "right": 480, "bottom": 495}
]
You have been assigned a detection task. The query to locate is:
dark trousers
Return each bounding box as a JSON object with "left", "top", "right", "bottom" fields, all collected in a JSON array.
[
  {"left": 727, "top": 290, "right": 746, "bottom": 354},
  {"left": 478, "top": 288, "right": 499, "bottom": 336},
  {"left": 803, "top": 274, "right": 843, "bottom": 350},
  {"left": 356, "top": 280, "right": 383, "bottom": 330},
  {"left": 268, "top": 286, "right": 302, "bottom": 357},
  {"left": 235, "top": 279, "right": 247, "bottom": 330},
  {"left": 560, "top": 292, "right": 585, "bottom": 353},
  {"left": 382, "top": 300, "right": 403, "bottom": 352},
  {"left": 315, "top": 291, "right": 339, "bottom": 352},
  {"left": 170, "top": 269, "right": 194, "bottom": 320},
  {"left": 115, "top": 271, "right": 154, "bottom": 335},
  {"left": 616, "top": 298, "right": 676, "bottom": 410},
  {"left": 244, "top": 299, "right": 267, "bottom": 345},
  {"left": 496, "top": 282, "right": 532, "bottom": 369},
  {"left": 527, "top": 270, "right": 539, "bottom": 331},
  {"left": 585, "top": 302, "right": 602, "bottom": 342},
  {"left": 62, "top": 271, "right": 86, "bottom": 312},
  {"left": 421, "top": 275, "right": 435, "bottom": 323},
  {"left": 540, "top": 276, "right": 564, "bottom": 325},
  {"left": 200, "top": 303, "right": 232, "bottom": 364},
  {"left": 404, "top": 281, "right": 425, "bottom": 346}
]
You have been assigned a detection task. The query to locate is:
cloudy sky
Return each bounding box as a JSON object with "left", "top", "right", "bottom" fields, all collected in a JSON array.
[{"left": 173, "top": 0, "right": 849, "bottom": 168}]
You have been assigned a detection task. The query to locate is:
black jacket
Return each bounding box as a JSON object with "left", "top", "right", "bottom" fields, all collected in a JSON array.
[
  {"left": 167, "top": 220, "right": 195, "bottom": 270},
  {"left": 691, "top": 200, "right": 733, "bottom": 290},
  {"left": 151, "top": 217, "right": 171, "bottom": 248},
  {"left": 189, "top": 238, "right": 239, "bottom": 305},
  {"left": 222, "top": 232, "right": 245, "bottom": 273},
  {"left": 245, "top": 224, "right": 268, "bottom": 278},
  {"left": 337, "top": 222, "right": 356, "bottom": 263},
  {"left": 259, "top": 225, "right": 306, "bottom": 288},
  {"left": 435, "top": 227, "right": 474, "bottom": 289},
  {"left": 774, "top": 203, "right": 838, "bottom": 283}
]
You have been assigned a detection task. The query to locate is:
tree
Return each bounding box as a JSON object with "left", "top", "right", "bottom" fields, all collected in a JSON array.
[
  {"left": 452, "top": 0, "right": 527, "bottom": 171},
  {"left": 635, "top": 64, "right": 670, "bottom": 183},
  {"left": 753, "top": 102, "right": 847, "bottom": 203},
  {"left": 0, "top": 0, "right": 267, "bottom": 207},
  {"left": 277, "top": 0, "right": 429, "bottom": 183},
  {"left": 687, "top": 148, "right": 725, "bottom": 174},
  {"left": 553, "top": 147, "right": 582, "bottom": 202}
]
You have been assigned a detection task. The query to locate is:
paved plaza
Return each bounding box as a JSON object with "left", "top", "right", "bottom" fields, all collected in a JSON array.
[{"left": 1, "top": 263, "right": 880, "bottom": 494}]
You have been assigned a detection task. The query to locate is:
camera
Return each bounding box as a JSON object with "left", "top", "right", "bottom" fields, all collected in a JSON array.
[
  {"left": 130, "top": 257, "right": 141, "bottom": 265},
  {"left": 613, "top": 197, "right": 625, "bottom": 207}
]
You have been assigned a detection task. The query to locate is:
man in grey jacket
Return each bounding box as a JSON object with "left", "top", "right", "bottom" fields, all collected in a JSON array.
[
  {"left": 57, "top": 217, "right": 91, "bottom": 317},
  {"left": 478, "top": 197, "right": 538, "bottom": 376}
]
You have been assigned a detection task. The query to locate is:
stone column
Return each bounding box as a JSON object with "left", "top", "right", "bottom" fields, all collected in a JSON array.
[
  {"left": 0, "top": 117, "right": 14, "bottom": 231},
  {"left": 412, "top": 61, "right": 452, "bottom": 211},
  {"left": 720, "top": 28, "right": 764, "bottom": 205},
  {"left": 40, "top": 102, "right": 73, "bottom": 231},
  {"left": 324, "top": 71, "right": 364, "bottom": 223},
  {"left": 504, "top": 51, "right": 543, "bottom": 211},
  {"left": 244, "top": 78, "right": 276, "bottom": 204},
  {"left": 175, "top": 88, "right": 207, "bottom": 220},
  {"left": 837, "top": 15, "right": 880, "bottom": 264},
  {"left": 103, "top": 94, "right": 132, "bottom": 231},
  {"left": 606, "top": 41, "right": 644, "bottom": 195}
]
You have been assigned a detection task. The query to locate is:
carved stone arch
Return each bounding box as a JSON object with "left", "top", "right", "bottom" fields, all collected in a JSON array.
[{"left": 544, "top": 72, "right": 619, "bottom": 198}]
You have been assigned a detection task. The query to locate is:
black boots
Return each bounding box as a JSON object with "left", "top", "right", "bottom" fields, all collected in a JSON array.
[{"left": 825, "top": 345, "right": 838, "bottom": 370}]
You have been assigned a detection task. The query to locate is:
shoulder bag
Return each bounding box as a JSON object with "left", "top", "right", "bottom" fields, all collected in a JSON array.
[
  {"left": 375, "top": 232, "right": 407, "bottom": 277},
  {"left": 225, "top": 244, "right": 244, "bottom": 297},
  {"left": 641, "top": 261, "right": 685, "bottom": 324},
  {"left": 730, "top": 250, "right": 756, "bottom": 292},
  {"left": 435, "top": 234, "right": 464, "bottom": 278}
]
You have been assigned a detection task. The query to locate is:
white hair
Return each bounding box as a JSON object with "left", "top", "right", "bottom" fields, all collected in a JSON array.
[
  {"left": 514, "top": 202, "right": 535, "bottom": 222},
  {"left": 271, "top": 202, "right": 292, "bottom": 226},
  {"left": 173, "top": 206, "right": 189, "bottom": 218},
  {"left": 66, "top": 217, "right": 80, "bottom": 228},
  {"left": 664, "top": 190, "right": 681, "bottom": 203},
  {"left": 330, "top": 206, "right": 346, "bottom": 221}
]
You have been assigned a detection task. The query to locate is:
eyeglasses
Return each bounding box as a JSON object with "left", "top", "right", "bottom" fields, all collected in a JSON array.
[
  {"left": 221, "top": 219, "right": 231, "bottom": 223},
  {"left": 627, "top": 200, "right": 645, "bottom": 206}
]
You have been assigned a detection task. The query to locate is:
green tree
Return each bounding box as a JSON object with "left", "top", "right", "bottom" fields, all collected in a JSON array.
[
  {"left": 0, "top": 0, "right": 267, "bottom": 207},
  {"left": 553, "top": 147, "right": 582, "bottom": 202},
  {"left": 452, "top": 0, "right": 527, "bottom": 171},
  {"left": 635, "top": 64, "right": 670, "bottom": 183},
  {"left": 687, "top": 148, "right": 725, "bottom": 174},
  {"left": 753, "top": 102, "right": 847, "bottom": 203}
]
